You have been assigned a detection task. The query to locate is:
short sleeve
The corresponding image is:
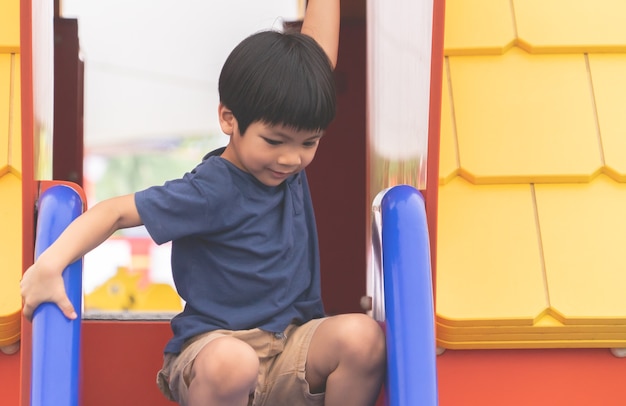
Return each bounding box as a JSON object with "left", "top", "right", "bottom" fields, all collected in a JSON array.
[{"left": 135, "top": 159, "right": 233, "bottom": 244}]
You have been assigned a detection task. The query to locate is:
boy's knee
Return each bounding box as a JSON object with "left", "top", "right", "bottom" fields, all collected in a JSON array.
[
  {"left": 336, "top": 314, "right": 386, "bottom": 366},
  {"left": 191, "top": 336, "right": 259, "bottom": 394}
]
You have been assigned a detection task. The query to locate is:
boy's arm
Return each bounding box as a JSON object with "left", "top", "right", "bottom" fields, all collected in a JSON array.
[
  {"left": 20, "top": 193, "right": 142, "bottom": 321},
  {"left": 300, "top": 0, "right": 340, "bottom": 69}
]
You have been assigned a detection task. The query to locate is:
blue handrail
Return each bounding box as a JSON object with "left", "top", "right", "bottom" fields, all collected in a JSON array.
[
  {"left": 381, "top": 185, "right": 438, "bottom": 406},
  {"left": 31, "top": 184, "right": 84, "bottom": 406}
]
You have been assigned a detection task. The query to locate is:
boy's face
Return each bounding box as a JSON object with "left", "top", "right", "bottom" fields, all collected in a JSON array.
[{"left": 220, "top": 107, "right": 323, "bottom": 187}]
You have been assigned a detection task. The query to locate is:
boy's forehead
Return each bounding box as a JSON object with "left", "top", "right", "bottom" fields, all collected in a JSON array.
[{"left": 263, "top": 123, "right": 324, "bottom": 139}]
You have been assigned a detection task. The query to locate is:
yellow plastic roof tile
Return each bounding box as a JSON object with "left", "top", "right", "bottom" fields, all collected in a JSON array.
[
  {"left": 0, "top": 54, "right": 9, "bottom": 170},
  {"left": 437, "top": 337, "right": 626, "bottom": 350},
  {"left": 9, "top": 54, "right": 20, "bottom": 173},
  {"left": 0, "top": 173, "right": 22, "bottom": 325},
  {"left": 0, "top": 324, "right": 20, "bottom": 338},
  {"left": 588, "top": 54, "right": 626, "bottom": 182},
  {"left": 0, "top": 332, "right": 20, "bottom": 347},
  {"left": 0, "top": 0, "right": 19, "bottom": 52},
  {"left": 450, "top": 47, "right": 602, "bottom": 184},
  {"left": 0, "top": 331, "right": 20, "bottom": 344},
  {"left": 535, "top": 175, "right": 626, "bottom": 324},
  {"left": 436, "top": 177, "right": 548, "bottom": 326},
  {"left": 438, "top": 330, "right": 626, "bottom": 343},
  {"left": 514, "top": 0, "right": 626, "bottom": 53},
  {"left": 0, "top": 312, "right": 20, "bottom": 324},
  {"left": 436, "top": 0, "right": 626, "bottom": 349},
  {"left": 444, "top": 0, "right": 515, "bottom": 55},
  {"left": 0, "top": 320, "right": 20, "bottom": 333},
  {"left": 438, "top": 65, "right": 458, "bottom": 185},
  {"left": 437, "top": 314, "right": 626, "bottom": 335}
]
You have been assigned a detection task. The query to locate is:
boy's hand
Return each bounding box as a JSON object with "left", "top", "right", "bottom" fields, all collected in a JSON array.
[
  {"left": 20, "top": 263, "right": 77, "bottom": 322},
  {"left": 19, "top": 194, "right": 142, "bottom": 322}
]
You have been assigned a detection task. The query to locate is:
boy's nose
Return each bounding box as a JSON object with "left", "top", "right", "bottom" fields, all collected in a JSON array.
[{"left": 277, "top": 151, "right": 301, "bottom": 167}]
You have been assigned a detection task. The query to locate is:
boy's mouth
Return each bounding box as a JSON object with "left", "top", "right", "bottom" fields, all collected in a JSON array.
[{"left": 269, "top": 170, "right": 292, "bottom": 179}]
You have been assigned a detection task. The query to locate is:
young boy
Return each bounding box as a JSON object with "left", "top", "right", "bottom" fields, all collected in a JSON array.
[{"left": 21, "top": 1, "right": 386, "bottom": 405}]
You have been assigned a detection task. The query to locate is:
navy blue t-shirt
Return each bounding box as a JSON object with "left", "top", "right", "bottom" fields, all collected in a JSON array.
[{"left": 135, "top": 148, "right": 325, "bottom": 354}]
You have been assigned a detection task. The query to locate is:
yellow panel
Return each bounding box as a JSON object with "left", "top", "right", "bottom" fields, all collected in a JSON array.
[
  {"left": 450, "top": 47, "right": 601, "bottom": 184},
  {"left": 0, "top": 54, "right": 9, "bottom": 170},
  {"left": 0, "top": 332, "right": 21, "bottom": 346},
  {"left": 0, "top": 311, "right": 21, "bottom": 324},
  {"left": 0, "top": 0, "right": 19, "bottom": 52},
  {"left": 437, "top": 314, "right": 626, "bottom": 335},
  {"left": 436, "top": 177, "right": 548, "bottom": 326},
  {"left": 536, "top": 175, "right": 626, "bottom": 324},
  {"left": 588, "top": 54, "right": 626, "bottom": 181},
  {"left": 438, "top": 330, "right": 626, "bottom": 343},
  {"left": 437, "top": 337, "right": 626, "bottom": 350},
  {"left": 0, "top": 320, "right": 20, "bottom": 333},
  {"left": 0, "top": 310, "right": 21, "bottom": 323},
  {"left": 0, "top": 325, "right": 19, "bottom": 338},
  {"left": 0, "top": 173, "right": 22, "bottom": 330},
  {"left": 438, "top": 65, "right": 458, "bottom": 185},
  {"left": 514, "top": 0, "right": 626, "bottom": 53},
  {"left": 444, "top": 0, "right": 515, "bottom": 55},
  {"left": 10, "top": 54, "right": 21, "bottom": 174}
]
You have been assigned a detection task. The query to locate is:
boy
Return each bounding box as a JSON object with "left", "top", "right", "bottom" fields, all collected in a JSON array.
[{"left": 21, "top": 0, "right": 386, "bottom": 405}]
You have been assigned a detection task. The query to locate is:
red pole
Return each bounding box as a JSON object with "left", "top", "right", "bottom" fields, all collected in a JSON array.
[
  {"left": 19, "top": 0, "right": 35, "bottom": 403},
  {"left": 425, "top": 0, "right": 446, "bottom": 300}
]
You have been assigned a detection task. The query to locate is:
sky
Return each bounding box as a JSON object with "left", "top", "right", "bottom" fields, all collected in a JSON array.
[{"left": 61, "top": 0, "right": 300, "bottom": 149}]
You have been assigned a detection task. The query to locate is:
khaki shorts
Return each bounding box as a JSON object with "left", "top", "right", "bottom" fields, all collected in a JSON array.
[{"left": 157, "top": 318, "right": 326, "bottom": 406}]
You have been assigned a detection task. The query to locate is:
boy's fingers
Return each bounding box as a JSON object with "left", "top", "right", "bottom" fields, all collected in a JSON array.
[
  {"left": 58, "top": 297, "right": 78, "bottom": 320},
  {"left": 22, "top": 303, "right": 34, "bottom": 322},
  {"left": 22, "top": 298, "right": 77, "bottom": 321}
]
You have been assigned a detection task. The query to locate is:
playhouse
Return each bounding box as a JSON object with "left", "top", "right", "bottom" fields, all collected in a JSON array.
[{"left": 2, "top": 0, "right": 626, "bottom": 405}]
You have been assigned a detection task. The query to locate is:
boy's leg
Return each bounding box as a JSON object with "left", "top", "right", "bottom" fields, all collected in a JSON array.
[
  {"left": 306, "top": 314, "right": 386, "bottom": 406},
  {"left": 187, "top": 336, "right": 259, "bottom": 406},
  {"left": 162, "top": 332, "right": 259, "bottom": 406}
]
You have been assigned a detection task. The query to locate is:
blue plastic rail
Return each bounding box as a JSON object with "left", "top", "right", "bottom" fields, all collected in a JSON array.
[
  {"left": 31, "top": 185, "right": 84, "bottom": 406},
  {"left": 381, "top": 185, "right": 438, "bottom": 405}
]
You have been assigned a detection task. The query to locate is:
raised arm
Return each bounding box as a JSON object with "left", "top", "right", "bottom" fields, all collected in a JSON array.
[
  {"left": 21, "top": 193, "right": 142, "bottom": 321},
  {"left": 300, "top": 0, "right": 340, "bottom": 69}
]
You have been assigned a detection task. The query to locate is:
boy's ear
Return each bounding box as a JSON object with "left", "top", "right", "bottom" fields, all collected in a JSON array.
[{"left": 218, "top": 103, "right": 237, "bottom": 136}]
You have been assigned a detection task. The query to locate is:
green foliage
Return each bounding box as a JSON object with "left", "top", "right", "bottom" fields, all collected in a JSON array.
[{"left": 91, "top": 134, "right": 226, "bottom": 202}]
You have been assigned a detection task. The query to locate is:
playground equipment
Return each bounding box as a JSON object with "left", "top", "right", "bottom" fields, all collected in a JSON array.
[
  {"left": 29, "top": 184, "right": 439, "bottom": 405},
  {"left": 31, "top": 184, "right": 84, "bottom": 406},
  {"left": 5, "top": 0, "right": 626, "bottom": 405},
  {"left": 368, "top": 185, "right": 438, "bottom": 406}
]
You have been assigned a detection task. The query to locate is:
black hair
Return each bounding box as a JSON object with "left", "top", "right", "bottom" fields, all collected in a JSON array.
[{"left": 218, "top": 30, "right": 336, "bottom": 135}]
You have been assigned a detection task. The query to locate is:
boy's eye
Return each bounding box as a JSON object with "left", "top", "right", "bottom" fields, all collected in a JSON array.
[
  {"left": 262, "top": 137, "right": 282, "bottom": 146},
  {"left": 303, "top": 140, "right": 319, "bottom": 148}
]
